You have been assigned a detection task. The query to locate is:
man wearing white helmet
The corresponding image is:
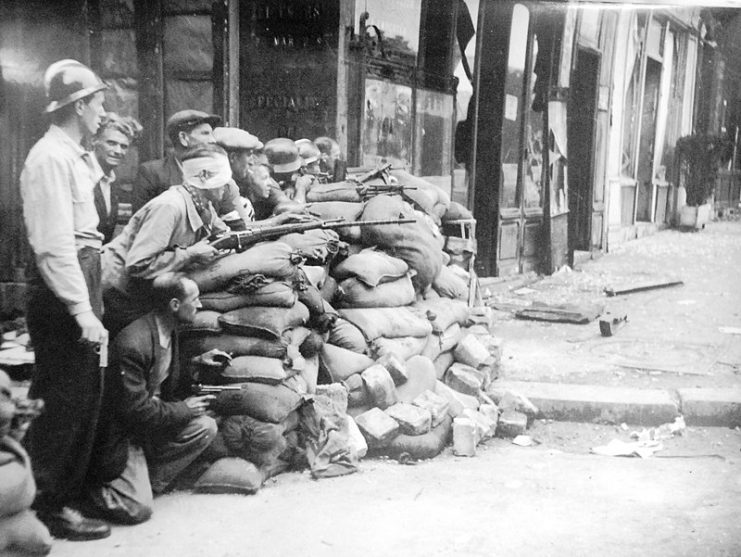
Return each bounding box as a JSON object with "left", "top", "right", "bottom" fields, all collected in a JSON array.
[{"left": 20, "top": 59, "right": 111, "bottom": 541}]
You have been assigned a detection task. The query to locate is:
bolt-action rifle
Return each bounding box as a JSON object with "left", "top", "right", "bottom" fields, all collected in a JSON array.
[
  {"left": 209, "top": 217, "right": 415, "bottom": 252},
  {"left": 347, "top": 162, "right": 393, "bottom": 184}
]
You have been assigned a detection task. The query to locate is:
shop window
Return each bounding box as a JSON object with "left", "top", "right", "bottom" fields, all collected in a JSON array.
[{"left": 620, "top": 12, "right": 648, "bottom": 178}]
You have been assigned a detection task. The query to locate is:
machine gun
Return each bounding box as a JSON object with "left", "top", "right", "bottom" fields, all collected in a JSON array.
[
  {"left": 358, "top": 183, "right": 417, "bottom": 199},
  {"left": 347, "top": 162, "right": 393, "bottom": 184},
  {"left": 209, "top": 217, "right": 415, "bottom": 252}
]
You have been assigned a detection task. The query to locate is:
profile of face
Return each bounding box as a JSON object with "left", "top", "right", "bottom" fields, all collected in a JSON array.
[
  {"left": 93, "top": 127, "right": 130, "bottom": 172},
  {"left": 179, "top": 123, "right": 216, "bottom": 149},
  {"left": 246, "top": 164, "right": 273, "bottom": 199},
  {"left": 78, "top": 91, "right": 106, "bottom": 138},
  {"left": 229, "top": 150, "right": 257, "bottom": 182},
  {"left": 172, "top": 280, "right": 202, "bottom": 324}
]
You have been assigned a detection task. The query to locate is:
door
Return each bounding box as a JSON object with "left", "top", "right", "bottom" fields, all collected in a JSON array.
[
  {"left": 496, "top": 4, "right": 545, "bottom": 276},
  {"left": 635, "top": 58, "right": 661, "bottom": 221},
  {"left": 567, "top": 48, "right": 600, "bottom": 252}
]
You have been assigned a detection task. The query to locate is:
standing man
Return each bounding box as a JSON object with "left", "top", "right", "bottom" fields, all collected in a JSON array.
[
  {"left": 20, "top": 59, "right": 111, "bottom": 541},
  {"left": 132, "top": 109, "right": 249, "bottom": 227},
  {"left": 91, "top": 113, "right": 143, "bottom": 244}
]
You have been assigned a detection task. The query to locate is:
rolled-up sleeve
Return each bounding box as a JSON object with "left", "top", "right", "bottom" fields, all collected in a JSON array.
[
  {"left": 125, "top": 203, "right": 192, "bottom": 279},
  {"left": 21, "top": 153, "right": 91, "bottom": 315}
]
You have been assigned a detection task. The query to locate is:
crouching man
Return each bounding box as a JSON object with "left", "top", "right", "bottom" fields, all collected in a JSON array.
[{"left": 85, "top": 275, "right": 216, "bottom": 524}]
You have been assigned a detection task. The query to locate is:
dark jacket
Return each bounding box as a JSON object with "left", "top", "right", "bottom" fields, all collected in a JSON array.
[
  {"left": 92, "top": 313, "right": 193, "bottom": 481},
  {"left": 131, "top": 153, "right": 181, "bottom": 214},
  {"left": 94, "top": 178, "right": 119, "bottom": 244}
]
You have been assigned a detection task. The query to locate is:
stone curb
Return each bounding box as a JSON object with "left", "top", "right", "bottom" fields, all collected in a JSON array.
[{"left": 490, "top": 381, "right": 741, "bottom": 427}]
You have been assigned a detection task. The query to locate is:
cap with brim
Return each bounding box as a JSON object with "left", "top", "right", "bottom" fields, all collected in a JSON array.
[
  {"left": 213, "top": 127, "right": 264, "bottom": 151},
  {"left": 166, "top": 110, "right": 222, "bottom": 136}
]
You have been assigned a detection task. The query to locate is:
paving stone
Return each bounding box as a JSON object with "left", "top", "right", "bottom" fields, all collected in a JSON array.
[
  {"left": 355, "top": 407, "right": 400, "bottom": 448},
  {"left": 385, "top": 403, "right": 432, "bottom": 435},
  {"left": 453, "top": 417, "right": 477, "bottom": 456},
  {"left": 435, "top": 380, "right": 479, "bottom": 418},
  {"left": 496, "top": 410, "right": 527, "bottom": 438},
  {"left": 413, "top": 390, "right": 450, "bottom": 427},
  {"left": 361, "top": 364, "right": 397, "bottom": 410},
  {"left": 453, "top": 334, "right": 491, "bottom": 369},
  {"left": 444, "top": 362, "right": 483, "bottom": 397}
]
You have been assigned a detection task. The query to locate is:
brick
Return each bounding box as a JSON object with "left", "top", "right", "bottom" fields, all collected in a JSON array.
[
  {"left": 453, "top": 334, "right": 491, "bottom": 369},
  {"left": 413, "top": 390, "right": 450, "bottom": 428},
  {"left": 355, "top": 408, "right": 400, "bottom": 448},
  {"left": 453, "top": 417, "right": 477, "bottom": 456},
  {"left": 376, "top": 354, "right": 408, "bottom": 385},
  {"left": 385, "top": 403, "right": 432, "bottom": 435},
  {"left": 444, "top": 362, "right": 483, "bottom": 397},
  {"left": 315, "top": 383, "right": 348, "bottom": 414},
  {"left": 435, "top": 380, "right": 479, "bottom": 418},
  {"left": 361, "top": 364, "right": 397, "bottom": 409},
  {"left": 496, "top": 410, "right": 527, "bottom": 438}
]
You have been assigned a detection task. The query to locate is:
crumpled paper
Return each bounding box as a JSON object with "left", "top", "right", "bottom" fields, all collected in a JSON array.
[{"left": 591, "top": 439, "right": 664, "bottom": 458}]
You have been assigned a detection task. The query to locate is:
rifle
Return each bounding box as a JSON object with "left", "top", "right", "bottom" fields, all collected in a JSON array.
[
  {"left": 191, "top": 383, "right": 243, "bottom": 396},
  {"left": 209, "top": 217, "right": 415, "bottom": 252},
  {"left": 347, "top": 162, "right": 393, "bottom": 184},
  {"left": 359, "top": 183, "right": 417, "bottom": 199}
]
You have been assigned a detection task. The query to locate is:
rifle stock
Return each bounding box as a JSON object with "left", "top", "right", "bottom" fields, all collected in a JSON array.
[{"left": 209, "top": 217, "right": 416, "bottom": 252}]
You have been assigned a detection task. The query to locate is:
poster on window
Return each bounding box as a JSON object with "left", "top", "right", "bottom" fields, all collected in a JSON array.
[{"left": 361, "top": 78, "right": 413, "bottom": 169}]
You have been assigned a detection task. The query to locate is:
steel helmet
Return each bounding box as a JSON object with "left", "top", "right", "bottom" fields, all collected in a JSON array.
[
  {"left": 43, "top": 59, "right": 107, "bottom": 113},
  {"left": 264, "top": 138, "right": 301, "bottom": 174},
  {"left": 295, "top": 138, "right": 320, "bottom": 166}
]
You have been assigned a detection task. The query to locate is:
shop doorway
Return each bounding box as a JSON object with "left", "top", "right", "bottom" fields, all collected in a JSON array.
[{"left": 567, "top": 47, "right": 600, "bottom": 252}]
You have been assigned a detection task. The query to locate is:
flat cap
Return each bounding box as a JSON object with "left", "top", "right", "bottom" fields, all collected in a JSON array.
[
  {"left": 213, "top": 127, "right": 264, "bottom": 151},
  {"left": 166, "top": 109, "right": 222, "bottom": 135}
]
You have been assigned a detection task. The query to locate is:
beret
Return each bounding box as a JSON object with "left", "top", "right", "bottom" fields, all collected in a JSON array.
[{"left": 213, "top": 127, "right": 264, "bottom": 151}]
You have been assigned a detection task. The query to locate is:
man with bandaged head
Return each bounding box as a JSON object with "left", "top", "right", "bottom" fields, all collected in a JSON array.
[{"left": 101, "top": 144, "right": 232, "bottom": 338}]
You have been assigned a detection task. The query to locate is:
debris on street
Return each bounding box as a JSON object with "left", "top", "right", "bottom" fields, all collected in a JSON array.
[{"left": 603, "top": 278, "right": 684, "bottom": 297}]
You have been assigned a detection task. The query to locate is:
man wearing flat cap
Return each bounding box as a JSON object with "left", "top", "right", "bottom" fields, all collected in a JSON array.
[{"left": 214, "top": 127, "right": 303, "bottom": 222}]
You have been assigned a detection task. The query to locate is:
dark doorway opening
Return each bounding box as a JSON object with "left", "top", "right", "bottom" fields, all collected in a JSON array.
[{"left": 567, "top": 48, "right": 600, "bottom": 252}]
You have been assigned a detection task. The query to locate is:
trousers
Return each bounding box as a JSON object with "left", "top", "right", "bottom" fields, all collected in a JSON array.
[{"left": 24, "top": 247, "right": 103, "bottom": 512}]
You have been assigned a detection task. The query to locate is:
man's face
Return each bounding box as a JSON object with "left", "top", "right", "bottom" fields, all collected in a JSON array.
[
  {"left": 175, "top": 280, "right": 202, "bottom": 324},
  {"left": 229, "top": 150, "right": 257, "bottom": 182},
  {"left": 247, "top": 164, "right": 272, "bottom": 199},
  {"left": 180, "top": 123, "right": 215, "bottom": 149},
  {"left": 79, "top": 91, "right": 106, "bottom": 138},
  {"left": 93, "top": 128, "right": 130, "bottom": 172}
]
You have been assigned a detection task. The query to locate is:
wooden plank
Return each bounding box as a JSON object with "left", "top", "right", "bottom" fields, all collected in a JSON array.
[
  {"left": 515, "top": 301, "right": 604, "bottom": 324},
  {"left": 604, "top": 279, "right": 683, "bottom": 297}
]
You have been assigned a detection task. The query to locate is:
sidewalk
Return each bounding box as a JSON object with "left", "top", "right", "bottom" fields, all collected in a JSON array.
[{"left": 486, "top": 217, "right": 741, "bottom": 426}]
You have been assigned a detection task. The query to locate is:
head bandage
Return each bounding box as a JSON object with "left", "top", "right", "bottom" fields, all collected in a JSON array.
[{"left": 182, "top": 155, "right": 233, "bottom": 190}]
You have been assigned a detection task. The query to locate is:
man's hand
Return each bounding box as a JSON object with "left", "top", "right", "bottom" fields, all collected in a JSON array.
[
  {"left": 270, "top": 211, "right": 317, "bottom": 225},
  {"left": 184, "top": 395, "right": 216, "bottom": 417},
  {"left": 74, "top": 310, "right": 108, "bottom": 345},
  {"left": 186, "top": 239, "right": 219, "bottom": 265}
]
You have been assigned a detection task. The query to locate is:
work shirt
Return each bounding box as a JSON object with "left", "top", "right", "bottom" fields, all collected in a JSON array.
[
  {"left": 20, "top": 125, "right": 104, "bottom": 316},
  {"left": 102, "top": 185, "right": 228, "bottom": 294},
  {"left": 152, "top": 314, "right": 174, "bottom": 398}
]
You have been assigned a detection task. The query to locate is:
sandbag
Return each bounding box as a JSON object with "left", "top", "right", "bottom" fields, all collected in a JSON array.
[
  {"left": 432, "top": 265, "right": 469, "bottom": 300},
  {"left": 180, "top": 334, "right": 288, "bottom": 360},
  {"left": 386, "top": 169, "right": 444, "bottom": 216},
  {"left": 278, "top": 229, "right": 339, "bottom": 264},
  {"left": 199, "top": 282, "right": 297, "bottom": 312},
  {"left": 377, "top": 414, "right": 452, "bottom": 460},
  {"left": 188, "top": 241, "right": 301, "bottom": 293},
  {"left": 421, "top": 323, "right": 463, "bottom": 361},
  {"left": 360, "top": 195, "right": 443, "bottom": 290},
  {"left": 319, "top": 343, "right": 374, "bottom": 382},
  {"left": 179, "top": 310, "right": 222, "bottom": 335},
  {"left": 221, "top": 415, "right": 287, "bottom": 464},
  {"left": 305, "top": 201, "right": 364, "bottom": 221},
  {"left": 300, "top": 354, "right": 319, "bottom": 394},
  {"left": 332, "top": 248, "right": 409, "bottom": 287},
  {"left": 0, "top": 439, "right": 35, "bottom": 519},
  {"left": 396, "top": 355, "right": 438, "bottom": 403},
  {"left": 302, "top": 266, "right": 326, "bottom": 289},
  {"left": 218, "top": 302, "right": 309, "bottom": 339},
  {"left": 370, "top": 336, "right": 427, "bottom": 361},
  {"left": 211, "top": 383, "right": 303, "bottom": 423},
  {"left": 339, "top": 307, "right": 433, "bottom": 341},
  {"left": 193, "top": 457, "right": 263, "bottom": 495},
  {"left": 411, "top": 298, "right": 469, "bottom": 334},
  {"left": 0, "top": 510, "right": 53, "bottom": 556},
  {"left": 306, "top": 181, "right": 363, "bottom": 203},
  {"left": 328, "top": 318, "right": 368, "bottom": 354},
  {"left": 221, "top": 356, "right": 291, "bottom": 385},
  {"left": 442, "top": 201, "right": 474, "bottom": 221},
  {"left": 336, "top": 273, "right": 415, "bottom": 308}
]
